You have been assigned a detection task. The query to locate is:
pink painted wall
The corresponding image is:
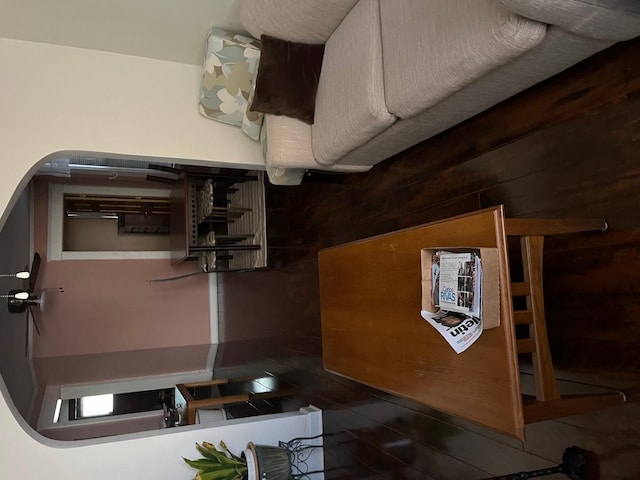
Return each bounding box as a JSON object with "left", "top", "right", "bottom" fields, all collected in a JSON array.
[
  {"left": 33, "top": 344, "right": 213, "bottom": 386},
  {"left": 32, "top": 177, "right": 212, "bottom": 358}
]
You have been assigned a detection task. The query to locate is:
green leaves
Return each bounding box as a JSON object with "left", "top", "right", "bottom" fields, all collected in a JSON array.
[
  {"left": 183, "top": 458, "right": 219, "bottom": 471},
  {"left": 183, "top": 441, "right": 248, "bottom": 480},
  {"left": 219, "top": 441, "right": 244, "bottom": 462}
]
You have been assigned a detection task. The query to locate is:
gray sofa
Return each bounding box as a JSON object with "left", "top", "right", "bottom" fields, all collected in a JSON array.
[{"left": 240, "top": 0, "right": 640, "bottom": 184}]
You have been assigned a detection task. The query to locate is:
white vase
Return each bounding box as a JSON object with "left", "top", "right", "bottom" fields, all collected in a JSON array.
[
  {"left": 195, "top": 408, "right": 227, "bottom": 424},
  {"left": 243, "top": 445, "right": 259, "bottom": 480}
]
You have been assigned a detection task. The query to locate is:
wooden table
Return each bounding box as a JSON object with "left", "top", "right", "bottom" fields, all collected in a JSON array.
[
  {"left": 319, "top": 206, "right": 626, "bottom": 440},
  {"left": 175, "top": 376, "right": 294, "bottom": 425}
]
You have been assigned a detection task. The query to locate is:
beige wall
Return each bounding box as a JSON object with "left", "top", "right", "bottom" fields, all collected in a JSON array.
[
  {"left": 0, "top": 37, "right": 264, "bottom": 230},
  {"left": 0, "top": 0, "right": 246, "bottom": 65}
]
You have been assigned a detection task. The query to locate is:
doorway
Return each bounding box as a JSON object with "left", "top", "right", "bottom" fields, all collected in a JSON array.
[
  {"left": 48, "top": 184, "right": 173, "bottom": 260},
  {"left": 63, "top": 192, "right": 170, "bottom": 252}
]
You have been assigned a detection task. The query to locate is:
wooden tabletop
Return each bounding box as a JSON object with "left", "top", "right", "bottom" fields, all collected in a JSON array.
[{"left": 318, "top": 206, "right": 524, "bottom": 439}]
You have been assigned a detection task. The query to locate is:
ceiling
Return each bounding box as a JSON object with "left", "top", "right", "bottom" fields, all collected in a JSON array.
[
  {"left": 0, "top": 185, "right": 35, "bottom": 421},
  {"left": 0, "top": 0, "right": 247, "bottom": 65}
]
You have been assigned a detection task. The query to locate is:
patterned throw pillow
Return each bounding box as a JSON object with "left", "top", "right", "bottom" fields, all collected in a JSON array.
[{"left": 199, "top": 28, "right": 263, "bottom": 140}]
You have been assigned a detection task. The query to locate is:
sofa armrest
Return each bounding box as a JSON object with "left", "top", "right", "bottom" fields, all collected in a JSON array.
[{"left": 261, "top": 115, "right": 370, "bottom": 173}]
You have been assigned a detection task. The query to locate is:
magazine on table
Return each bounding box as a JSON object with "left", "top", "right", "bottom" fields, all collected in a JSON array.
[
  {"left": 434, "top": 251, "right": 482, "bottom": 317},
  {"left": 420, "top": 249, "right": 486, "bottom": 354}
]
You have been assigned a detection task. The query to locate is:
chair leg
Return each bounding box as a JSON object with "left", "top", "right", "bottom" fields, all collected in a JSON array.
[
  {"left": 505, "top": 218, "right": 607, "bottom": 236},
  {"left": 507, "top": 216, "right": 617, "bottom": 423},
  {"left": 523, "top": 392, "right": 626, "bottom": 423},
  {"left": 521, "top": 235, "right": 560, "bottom": 402}
]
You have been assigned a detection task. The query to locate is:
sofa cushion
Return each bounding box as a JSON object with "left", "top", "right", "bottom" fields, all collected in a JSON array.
[
  {"left": 381, "top": 0, "right": 546, "bottom": 119},
  {"left": 199, "top": 28, "right": 263, "bottom": 140},
  {"left": 339, "top": 26, "right": 611, "bottom": 167},
  {"left": 312, "top": 0, "right": 396, "bottom": 166},
  {"left": 250, "top": 35, "right": 325, "bottom": 124},
  {"left": 240, "top": 0, "right": 358, "bottom": 44},
  {"left": 500, "top": 0, "right": 640, "bottom": 42}
]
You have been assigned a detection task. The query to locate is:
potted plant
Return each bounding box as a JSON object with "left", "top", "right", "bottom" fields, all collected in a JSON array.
[{"left": 183, "top": 440, "right": 292, "bottom": 480}]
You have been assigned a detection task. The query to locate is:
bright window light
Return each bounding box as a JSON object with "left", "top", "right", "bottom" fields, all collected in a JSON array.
[
  {"left": 53, "top": 399, "right": 62, "bottom": 423},
  {"left": 81, "top": 393, "right": 114, "bottom": 417},
  {"left": 253, "top": 376, "right": 276, "bottom": 393}
]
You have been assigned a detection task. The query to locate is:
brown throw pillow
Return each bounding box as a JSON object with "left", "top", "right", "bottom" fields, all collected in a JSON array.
[{"left": 250, "top": 35, "right": 325, "bottom": 124}]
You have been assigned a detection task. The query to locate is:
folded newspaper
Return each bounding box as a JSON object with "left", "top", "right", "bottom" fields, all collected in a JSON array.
[
  {"left": 421, "top": 309, "right": 483, "bottom": 354},
  {"left": 420, "top": 249, "right": 494, "bottom": 354}
]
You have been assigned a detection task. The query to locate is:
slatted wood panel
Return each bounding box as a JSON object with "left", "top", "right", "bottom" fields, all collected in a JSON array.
[{"left": 227, "top": 171, "right": 268, "bottom": 269}]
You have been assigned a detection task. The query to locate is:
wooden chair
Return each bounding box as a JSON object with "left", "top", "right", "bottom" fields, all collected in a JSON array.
[
  {"left": 175, "top": 375, "right": 294, "bottom": 425},
  {"left": 505, "top": 217, "right": 627, "bottom": 423}
]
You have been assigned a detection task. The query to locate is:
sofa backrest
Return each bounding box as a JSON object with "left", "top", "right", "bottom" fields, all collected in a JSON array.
[
  {"left": 239, "top": 0, "right": 358, "bottom": 44},
  {"left": 500, "top": 0, "right": 640, "bottom": 41}
]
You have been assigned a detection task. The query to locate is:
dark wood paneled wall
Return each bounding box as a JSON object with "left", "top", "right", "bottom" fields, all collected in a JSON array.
[{"left": 217, "top": 38, "right": 640, "bottom": 479}]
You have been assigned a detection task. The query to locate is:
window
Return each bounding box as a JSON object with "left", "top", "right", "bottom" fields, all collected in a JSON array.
[
  {"left": 67, "top": 389, "right": 172, "bottom": 421},
  {"left": 80, "top": 394, "right": 114, "bottom": 418}
]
